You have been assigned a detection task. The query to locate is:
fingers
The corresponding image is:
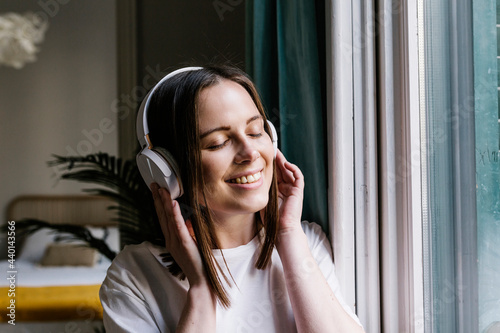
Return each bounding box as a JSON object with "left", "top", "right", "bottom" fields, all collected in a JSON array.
[
  {"left": 284, "top": 160, "right": 304, "bottom": 189},
  {"left": 165, "top": 197, "right": 194, "bottom": 245},
  {"left": 276, "top": 149, "right": 292, "bottom": 183},
  {"left": 152, "top": 183, "right": 171, "bottom": 244},
  {"left": 275, "top": 150, "right": 285, "bottom": 183},
  {"left": 275, "top": 150, "right": 304, "bottom": 188},
  {"left": 151, "top": 183, "right": 192, "bottom": 249}
]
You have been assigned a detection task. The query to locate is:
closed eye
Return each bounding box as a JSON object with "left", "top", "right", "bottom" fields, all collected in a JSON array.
[
  {"left": 206, "top": 132, "right": 262, "bottom": 150},
  {"left": 207, "top": 140, "right": 229, "bottom": 150}
]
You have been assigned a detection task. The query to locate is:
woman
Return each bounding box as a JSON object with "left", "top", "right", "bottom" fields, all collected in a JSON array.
[{"left": 99, "top": 65, "right": 364, "bottom": 332}]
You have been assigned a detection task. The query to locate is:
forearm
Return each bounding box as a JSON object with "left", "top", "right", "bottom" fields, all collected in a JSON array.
[
  {"left": 176, "top": 283, "right": 216, "bottom": 333},
  {"left": 276, "top": 228, "right": 364, "bottom": 333}
]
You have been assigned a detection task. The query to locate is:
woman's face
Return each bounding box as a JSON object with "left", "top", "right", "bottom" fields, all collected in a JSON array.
[{"left": 197, "top": 79, "right": 274, "bottom": 220}]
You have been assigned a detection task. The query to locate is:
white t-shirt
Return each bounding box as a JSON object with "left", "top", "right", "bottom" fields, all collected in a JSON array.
[{"left": 99, "top": 221, "right": 361, "bottom": 332}]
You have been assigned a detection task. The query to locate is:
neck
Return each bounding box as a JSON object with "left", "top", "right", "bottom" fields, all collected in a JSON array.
[{"left": 212, "top": 212, "right": 258, "bottom": 249}]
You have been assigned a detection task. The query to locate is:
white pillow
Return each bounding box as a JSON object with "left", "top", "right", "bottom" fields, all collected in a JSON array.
[
  {"left": 88, "top": 226, "right": 120, "bottom": 253},
  {"left": 18, "top": 228, "right": 56, "bottom": 263},
  {"left": 18, "top": 226, "right": 120, "bottom": 264}
]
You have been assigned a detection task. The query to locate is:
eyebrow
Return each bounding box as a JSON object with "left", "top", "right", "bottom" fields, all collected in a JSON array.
[{"left": 199, "top": 115, "right": 263, "bottom": 139}]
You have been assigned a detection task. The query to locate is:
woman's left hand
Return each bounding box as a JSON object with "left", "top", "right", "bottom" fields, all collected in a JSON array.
[
  {"left": 274, "top": 150, "right": 365, "bottom": 333},
  {"left": 275, "top": 149, "right": 305, "bottom": 232}
]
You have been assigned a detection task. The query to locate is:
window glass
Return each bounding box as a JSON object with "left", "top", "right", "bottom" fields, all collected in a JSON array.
[
  {"left": 423, "top": 0, "right": 500, "bottom": 331},
  {"left": 475, "top": 1, "right": 500, "bottom": 330}
]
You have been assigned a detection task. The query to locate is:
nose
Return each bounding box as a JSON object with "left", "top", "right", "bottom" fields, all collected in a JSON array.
[{"left": 234, "top": 137, "right": 260, "bottom": 164}]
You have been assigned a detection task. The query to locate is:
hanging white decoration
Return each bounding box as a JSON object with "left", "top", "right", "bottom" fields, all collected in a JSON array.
[{"left": 0, "top": 12, "right": 49, "bottom": 69}]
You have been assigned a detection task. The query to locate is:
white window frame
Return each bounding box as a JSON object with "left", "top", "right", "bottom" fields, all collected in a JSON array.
[{"left": 325, "top": 1, "right": 424, "bottom": 331}]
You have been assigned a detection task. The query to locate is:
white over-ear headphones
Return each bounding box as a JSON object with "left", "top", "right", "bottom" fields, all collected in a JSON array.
[{"left": 136, "top": 66, "right": 278, "bottom": 199}]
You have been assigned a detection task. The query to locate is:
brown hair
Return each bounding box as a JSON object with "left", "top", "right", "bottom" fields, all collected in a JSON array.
[{"left": 147, "top": 65, "right": 279, "bottom": 307}]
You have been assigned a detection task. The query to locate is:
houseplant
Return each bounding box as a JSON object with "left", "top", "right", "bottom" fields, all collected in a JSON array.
[{"left": 11, "top": 152, "right": 163, "bottom": 259}]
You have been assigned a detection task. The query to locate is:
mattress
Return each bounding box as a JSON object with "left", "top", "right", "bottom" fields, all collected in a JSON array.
[
  {"left": 3, "top": 195, "right": 119, "bottom": 323},
  {"left": 0, "top": 259, "right": 110, "bottom": 322}
]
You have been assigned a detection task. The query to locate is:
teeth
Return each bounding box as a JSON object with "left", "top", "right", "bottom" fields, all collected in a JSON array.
[{"left": 231, "top": 171, "right": 261, "bottom": 184}]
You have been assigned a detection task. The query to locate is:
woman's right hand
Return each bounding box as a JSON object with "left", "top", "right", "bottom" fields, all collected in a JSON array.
[
  {"left": 152, "top": 183, "right": 217, "bottom": 332},
  {"left": 151, "top": 183, "right": 207, "bottom": 287}
]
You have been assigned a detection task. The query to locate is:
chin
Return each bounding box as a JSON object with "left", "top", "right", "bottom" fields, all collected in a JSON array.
[
  {"left": 247, "top": 198, "right": 269, "bottom": 213},
  {"left": 229, "top": 197, "right": 269, "bottom": 215}
]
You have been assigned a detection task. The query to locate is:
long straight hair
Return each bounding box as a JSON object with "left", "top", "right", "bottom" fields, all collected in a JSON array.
[{"left": 147, "top": 65, "right": 280, "bottom": 307}]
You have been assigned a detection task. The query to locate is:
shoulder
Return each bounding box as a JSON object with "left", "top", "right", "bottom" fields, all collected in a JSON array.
[
  {"left": 115, "top": 241, "right": 153, "bottom": 259},
  {"left": 99, "top": 242, "right": 174, "bottom": 331},
  {"left": 300, "top": 221, "right": 332, "bottom": 255},
  {"left": 100, "top": 241, "right": 178, "bottom": 304},
  {"left": 300, "top": 220, "right": 327, "bottom": 239},
  {"left": 101, "top": 242, "right": 168, "bottom": 290},
  {"left": 110, "top": 242, "right": 160, "bottom": 270}
]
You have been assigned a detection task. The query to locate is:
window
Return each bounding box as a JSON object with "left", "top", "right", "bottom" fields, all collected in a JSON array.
[{"left": 421, "top": 0, "right": 500, "bottom": 331}]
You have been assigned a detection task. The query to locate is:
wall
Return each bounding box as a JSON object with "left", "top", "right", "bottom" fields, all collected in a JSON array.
[
  {"left": 137, "top": 0, "right": 246, "bottom": 80},
  {"left": 0, "top": 0, "right": 118, "bottom": 248},
  {"left": 114, "top": 0, "right": 246, "bottom": 165}
]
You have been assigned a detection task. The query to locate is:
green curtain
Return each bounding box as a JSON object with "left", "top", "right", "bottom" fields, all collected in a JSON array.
[{"left": 246, "top": 0, "right": 328, "bottom": 230}]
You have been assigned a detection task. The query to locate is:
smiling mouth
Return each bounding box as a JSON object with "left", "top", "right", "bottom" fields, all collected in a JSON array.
[{"left": 227, "top": 171, "right": 262, "bottom": 184}]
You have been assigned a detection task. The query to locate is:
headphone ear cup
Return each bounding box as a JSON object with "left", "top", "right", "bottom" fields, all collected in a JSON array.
[
  {"left": 266, "top": 120, "right": 278, "bottom": 157},
  {"left": 136, "top": 147, "right": 183, "bottom": 199}
]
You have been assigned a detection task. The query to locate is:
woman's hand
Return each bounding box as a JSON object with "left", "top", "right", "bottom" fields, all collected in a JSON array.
[
  {"left": 274, "top": 154, "right": 365, "bottom": 332},
  {"left": 275, "top": 149, "right": 305, "bottom": 233},
  {"left": 152, "top": 183, "right": 216, "bottom": 332},
  {"left": 151, "top": 183, "right": 206, "bottom": 287}
]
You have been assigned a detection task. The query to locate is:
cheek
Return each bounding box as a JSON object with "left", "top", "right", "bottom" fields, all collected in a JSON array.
[
  {"left": 266, "top": 165, "right": 274, "bottom": 188},
  {"left": 263, "top": 158, "right": 274, "bottom": 189},
  {"left": 200, "top": 156, "right": 225, "bottom": 186},
  {"left": 263, "top": 134, "right": 276, "bottom": 159},
  {"left": 264, "top": 145, "right": 275, "bottom": 171}
]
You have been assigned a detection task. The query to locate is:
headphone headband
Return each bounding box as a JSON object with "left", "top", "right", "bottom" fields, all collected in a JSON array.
[{"left": 136, "top": 66, "right": 203, "bottom": 148}]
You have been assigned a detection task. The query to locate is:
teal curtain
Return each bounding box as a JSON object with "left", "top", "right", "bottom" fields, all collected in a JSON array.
[{"left": 246, "top": 0, "right": 328, "bottom": 230}]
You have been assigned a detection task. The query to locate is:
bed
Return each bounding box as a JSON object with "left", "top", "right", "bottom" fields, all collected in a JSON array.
[{"left": 0, "top": 195, "right": 119, "bottom": 332}]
